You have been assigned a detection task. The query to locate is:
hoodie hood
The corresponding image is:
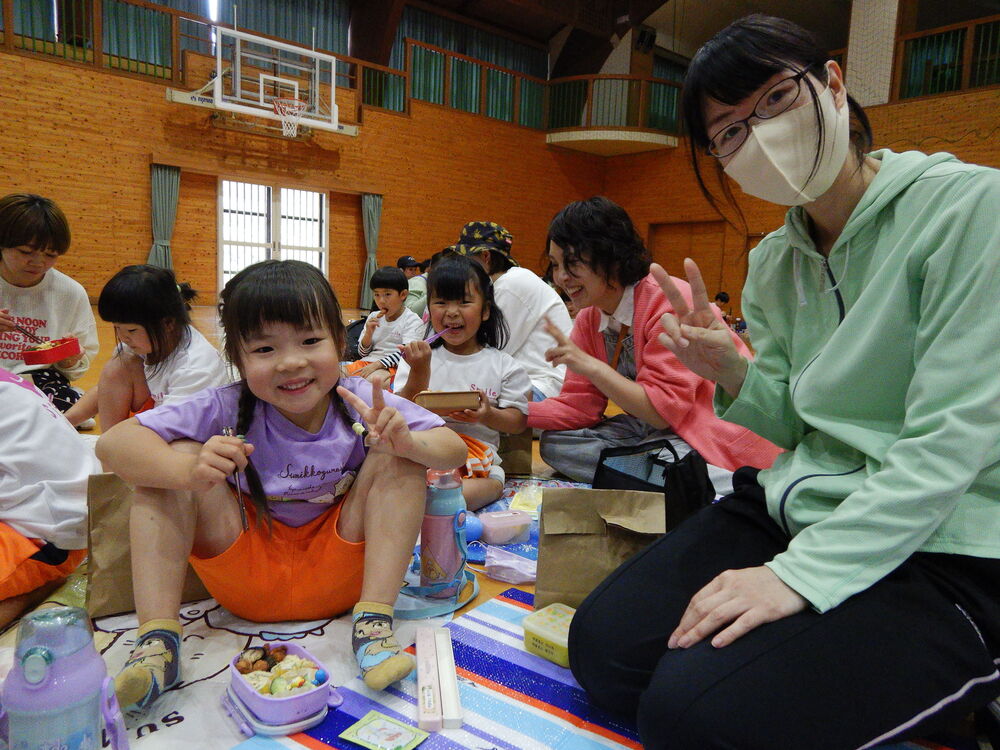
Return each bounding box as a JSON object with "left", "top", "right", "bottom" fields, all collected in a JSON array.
[{"left": 784, "top": 149, "right": 959, "bottom": 306}]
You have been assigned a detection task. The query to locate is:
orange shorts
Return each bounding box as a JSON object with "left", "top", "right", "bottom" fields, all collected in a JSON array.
[
  {"left": 0, "top": 522, "right": 86, "bottom": 601},
  {"left": 456, "top": 433, "right": 497, "bottom": 479},
  {"left": 130, "top": 396, "right": 155, "bottom": 417},
  {"left": 189, "top": 497, "right": 366, "bottom": 623},
  {"left": 343, "top": 360, "right": 397, "bottom": 384}
]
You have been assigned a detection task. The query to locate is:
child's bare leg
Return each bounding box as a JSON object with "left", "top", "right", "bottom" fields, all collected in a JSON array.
[
  {"left": 97, "top": 352, "right": 150, "bottom": 431},
  {"left": 118, "top": 439, "right": 242, "bottom": 711},
  {"left": 338, "top": 451, "right": 425, "bottom": 689},
  {"left": 462, "top": 477, "right": 503, "bottom": 511},
  {"left": 63, "top": 388, "right": 98, "bottom": 427},
  {"left": 0, "top": 578, "right": 65, "bottom": 631}
]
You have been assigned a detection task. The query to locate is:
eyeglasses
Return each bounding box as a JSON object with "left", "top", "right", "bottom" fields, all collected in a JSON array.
[
  {"left": 707, "top": 70, "right": 810, "bottom": 158},
  {"left": 7, "top": 246, "right": 60, "bottom": 260}
]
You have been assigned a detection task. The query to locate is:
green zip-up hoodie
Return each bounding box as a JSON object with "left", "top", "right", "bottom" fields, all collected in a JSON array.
[{"left": 716, "top": 149, "right": 1000, "bottom": 612}]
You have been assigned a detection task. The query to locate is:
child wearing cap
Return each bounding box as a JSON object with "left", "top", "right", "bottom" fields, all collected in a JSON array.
[{"left": 397, "top": 255, "right": 427, "bottom": 317}]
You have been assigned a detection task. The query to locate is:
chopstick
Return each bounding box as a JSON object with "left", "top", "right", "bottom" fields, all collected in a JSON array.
[
  {"left": 424, "top": 328, "right": 449, "bottom": 344},
  {"left": 14, "top": 324, "right": 44, "bottom": 344},
  {"left": 222, "top": 427, "right": 250, "bottom": 531}
]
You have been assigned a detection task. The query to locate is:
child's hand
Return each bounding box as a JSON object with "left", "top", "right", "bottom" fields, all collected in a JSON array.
[
  {"left": 364, "top": 311, "right": 384, "bottom": 333},
  {"left": 358, "top": 362, "right": 386, "bottom": 381},
  {"left": 337, "top": 380, "right": 414, "bottom": 457},
  {"left": 0, "top": 309, "right": 14, "bottom": 334},
  {"left": 447, "top": 389, "right": 490, "bottom": 424},
  {"left": 188, "top": 434, "right": 253, "bottom": 493},
  {"left": 398, "top": 340, "right": 431, "bottom": 371}
]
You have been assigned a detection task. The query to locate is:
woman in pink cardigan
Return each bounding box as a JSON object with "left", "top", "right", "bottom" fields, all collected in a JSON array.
[{"left": 529, "top": 197, "right": 779, "bottom": 488}]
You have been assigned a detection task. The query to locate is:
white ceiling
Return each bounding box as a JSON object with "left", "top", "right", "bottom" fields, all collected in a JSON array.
[{"left": 643, "top": 0, "right": 852, "bottom": 60}]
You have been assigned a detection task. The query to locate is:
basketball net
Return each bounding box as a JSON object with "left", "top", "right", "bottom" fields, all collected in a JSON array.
[{"left": 272, "top": 97, "right": 307, "bottom": 138}]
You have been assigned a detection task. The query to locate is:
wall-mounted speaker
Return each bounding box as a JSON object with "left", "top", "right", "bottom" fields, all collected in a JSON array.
[{"left": 634, "top": 25, "right": 656, "bottom": 54}]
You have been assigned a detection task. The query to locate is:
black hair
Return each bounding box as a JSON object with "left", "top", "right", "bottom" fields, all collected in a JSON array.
[
  {"left": 681, "top": 14, "right": 873, "bottom": 224},
  {"left": 369, "top": 266, "right": 408, "bottom": 293},
  {"left": 546, "top": 196, "right": 650, "bottom": 287},
  {"left": 714, "top": 291, "right": 730, "bottom": 304},
  {"left": 98, "top": 265, "right": 195, "bottom": 372},
  {"left": 218, "top": 259, "right": 358, "bottom": 528},
  {"left": 0, "top": 193, "right": 71, "bottom": 255},
  {"left": 426, "top": 255, "right": 508, "bottom": 350},
  {"left": 419, "top": 258, "right": 431, "bottom": 272},
  {"left": 481, "top": 248, "right": 516, "bottom": 275},
  {"left": 427, "top": 247, "right": 457, "bottom": 274}
]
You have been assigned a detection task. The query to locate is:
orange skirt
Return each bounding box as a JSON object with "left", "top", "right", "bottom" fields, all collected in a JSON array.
[
  {"left": 0, "top": 522, "right": 85, "bottom": 601},
  {"left": 189, "top": 498, "right": 365, "bottom": 622}
]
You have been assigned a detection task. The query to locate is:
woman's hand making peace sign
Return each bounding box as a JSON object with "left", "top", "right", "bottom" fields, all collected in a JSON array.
[
  {"left": 651, "top": 260, "right": 749, "bottom": 398},
  {"left": 337, "top": 375, "right": 415, "bottom": 457}
]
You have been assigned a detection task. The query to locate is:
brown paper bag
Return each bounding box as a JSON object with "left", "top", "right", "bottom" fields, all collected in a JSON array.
[
  {"left": 86, "top": 473, "right": 209, "bottom": 618},
  {"left": 535, "top": 487, "right": 665, "bottom": 611}
]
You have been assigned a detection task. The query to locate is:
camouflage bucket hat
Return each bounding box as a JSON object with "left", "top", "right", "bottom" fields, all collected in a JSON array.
[{"left": 453, "top": 221, "right": 517, "bottom": 266}]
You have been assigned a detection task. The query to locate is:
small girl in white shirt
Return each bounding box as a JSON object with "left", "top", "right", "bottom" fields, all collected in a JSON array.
[
  {"left": 65, "top": 265, "right": 230, "bottom": 430},
  {"left": 395, "top": 255, "right": 530, "bottom": 509}
]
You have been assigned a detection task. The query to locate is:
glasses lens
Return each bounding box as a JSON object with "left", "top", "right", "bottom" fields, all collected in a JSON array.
[
  {"left": 755, "top": 76, "right": 801, "bottom": 119},
  {"left": 709, "top": 122, "right": 748, "bottom": 158}
]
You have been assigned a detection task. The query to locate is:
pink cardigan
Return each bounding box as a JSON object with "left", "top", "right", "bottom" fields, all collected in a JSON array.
[{"left": 528, "top": 274, "right": 781, "bottom": 471}]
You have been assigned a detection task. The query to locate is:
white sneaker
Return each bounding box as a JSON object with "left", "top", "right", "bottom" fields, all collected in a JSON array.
[{"left": 76, "top": 418, "right": 96, "bottom": 431}]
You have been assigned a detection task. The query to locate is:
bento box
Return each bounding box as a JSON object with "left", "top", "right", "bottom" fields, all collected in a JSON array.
[
  {"left": 21, "top": 336, "right": 80, "bottom": 365},
  {"left": 223, "top": 642, "right": 342, "bottom": 736}
]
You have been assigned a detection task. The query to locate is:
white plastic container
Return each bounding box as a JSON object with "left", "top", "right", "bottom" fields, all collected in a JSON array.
[{"left": 479, "top": 510, "right": 532, "bottom": 545}]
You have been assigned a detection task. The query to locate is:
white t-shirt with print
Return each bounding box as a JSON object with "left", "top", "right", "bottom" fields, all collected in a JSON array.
[
  {"left": 394, "top": 345, "right": 530, "bottom": 456},
  {"left": 362, "top": 307, "right": 425, "bottom": 364}
]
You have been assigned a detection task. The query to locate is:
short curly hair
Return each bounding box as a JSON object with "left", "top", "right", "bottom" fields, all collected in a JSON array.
[{"left": 546, "top": 197, "right": 650, "bottom": 287}]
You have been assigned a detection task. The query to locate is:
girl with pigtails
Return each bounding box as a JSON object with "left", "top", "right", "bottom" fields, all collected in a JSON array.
[{"left": 97, "top": 260, "right": 466, "bottom": 715}]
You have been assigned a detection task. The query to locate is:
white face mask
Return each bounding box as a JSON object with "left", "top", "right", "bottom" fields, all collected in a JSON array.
[{"left": 723, "top": 85, "right": 850, "bottom": 206}]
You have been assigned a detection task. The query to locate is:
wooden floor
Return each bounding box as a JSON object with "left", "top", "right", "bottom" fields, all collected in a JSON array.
[{"left": 79, "top": 305, "right": 537, "bottom": 613}]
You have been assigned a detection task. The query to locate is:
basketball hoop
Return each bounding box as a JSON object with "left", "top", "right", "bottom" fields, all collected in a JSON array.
[{"left": 272, "top": 97, "right": 307, "bottom": 138}]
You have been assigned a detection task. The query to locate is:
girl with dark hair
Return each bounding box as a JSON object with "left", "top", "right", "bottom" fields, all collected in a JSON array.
[
  {"left": 569, "top": 15, "right": 1000, "bottom": 749},
  {"left": 64, "top": 264, "right": 230, "bottom": 430},
  {"left": 97, "top": 260, "right": 465, "bottom": 714},
  {"left": 529, "top": 196, "right": 779, "bottom": 486},
  {"left": 395, "top": 255, "right": 531, "bottom": 510}
]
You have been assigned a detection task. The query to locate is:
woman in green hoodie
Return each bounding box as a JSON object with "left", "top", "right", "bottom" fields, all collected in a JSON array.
[{"left": 568, "top": 14, "right": 1000, "bottom": 749}]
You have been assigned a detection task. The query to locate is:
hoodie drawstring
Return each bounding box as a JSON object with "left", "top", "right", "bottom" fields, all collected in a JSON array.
[
  {"left": 792, "top": 240, "right": 851, "bottom": 307},
  {"left": 793, "top": 249, "right": 807, "bottom": 307}
]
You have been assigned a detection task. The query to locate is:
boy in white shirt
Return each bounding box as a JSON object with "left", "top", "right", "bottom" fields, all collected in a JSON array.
[{"left": 346, "top": 266, "right": 424, "bottom": 383}]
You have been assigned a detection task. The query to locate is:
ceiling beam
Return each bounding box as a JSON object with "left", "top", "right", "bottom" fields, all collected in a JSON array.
[{"left": 348, "top": 0, "right": 407, "bottom": 66}]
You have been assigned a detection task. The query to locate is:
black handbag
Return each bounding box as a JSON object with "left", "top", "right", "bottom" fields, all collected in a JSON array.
[{"left": 592, "top": 439, "right": 716, "bottom": 530}]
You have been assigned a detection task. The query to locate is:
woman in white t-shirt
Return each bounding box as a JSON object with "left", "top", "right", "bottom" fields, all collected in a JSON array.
[
  {"left": 65, "top": 265, "right": 230, "bottom": 429},
  {"left": 395, "top": 255, "right": 530, "bottom": 509}
]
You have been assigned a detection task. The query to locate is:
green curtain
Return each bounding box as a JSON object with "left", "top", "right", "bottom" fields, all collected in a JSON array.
[
  {"left": 12, "top": 0, "right": 56, "bottom": 43},
  {"left": 147, "top": 164, "right": 180, "bottom": 269},
  {"left": 103, "top": 0, "right": 172, "bottom": 67},
  {"left": 360, "top": 194, "right": 382, "bottom": 309},
  {"left": 217, "top": 0, "right": 349, "bottom": 56}
]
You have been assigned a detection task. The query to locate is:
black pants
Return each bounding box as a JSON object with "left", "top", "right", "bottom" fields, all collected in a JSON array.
[
  {"left": 569, "top": 469, "right": 1000, "bottom": 750},
  {"left": 29, "top": 367, "right": 80, "bottom": 413}
]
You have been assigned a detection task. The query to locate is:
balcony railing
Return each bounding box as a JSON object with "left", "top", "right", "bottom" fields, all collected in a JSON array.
[
  {"left": 895, "top": 12, "right": 1000, "bottom": 99},
  {"left": 0, "top": 0, "right": 681, "bottom": 137}
]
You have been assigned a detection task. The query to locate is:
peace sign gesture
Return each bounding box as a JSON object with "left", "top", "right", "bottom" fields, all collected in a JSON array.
[
  {"left": 336, "top": 375, "right": 415, "bottom": 457},
  {"left": 651, "top": 261, "right": 748, "bottom": 397},
  {"left": 543, "top": 316, "right": 602, "bottom": 379}
]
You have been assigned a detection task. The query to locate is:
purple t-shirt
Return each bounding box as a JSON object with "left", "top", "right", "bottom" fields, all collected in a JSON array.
[{"left": 135, "top": 377, "right": 444, "bottom": 526}]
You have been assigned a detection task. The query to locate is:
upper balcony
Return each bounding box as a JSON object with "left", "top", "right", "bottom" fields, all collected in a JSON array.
[{"left": 0, "top": 0, "right": 681, "bottom": 155}]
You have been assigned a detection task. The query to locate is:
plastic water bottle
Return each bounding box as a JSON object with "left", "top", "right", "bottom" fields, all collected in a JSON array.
[
  {"left": 420, "top": 469, "right": 468, "bottom": 599},
  {"left": 0, "top": 606, "right": 128, "bottom": 750}
]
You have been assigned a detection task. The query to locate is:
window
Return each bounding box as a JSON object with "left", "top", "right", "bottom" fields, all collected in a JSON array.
[{"left": 219, "top": 180, "right": 327, "bottom": 288}]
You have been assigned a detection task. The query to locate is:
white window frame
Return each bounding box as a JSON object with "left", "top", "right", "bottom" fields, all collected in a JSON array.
[{"left": 217, "top": 179, "right": 328, "bottom": 290}]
